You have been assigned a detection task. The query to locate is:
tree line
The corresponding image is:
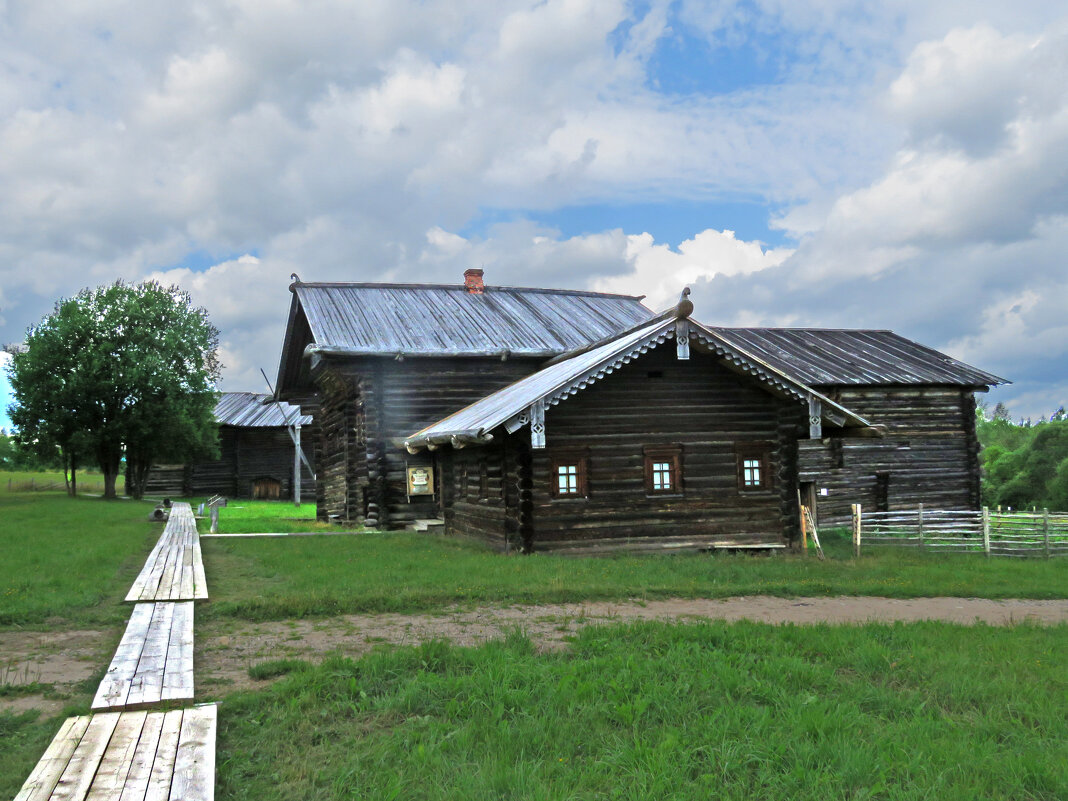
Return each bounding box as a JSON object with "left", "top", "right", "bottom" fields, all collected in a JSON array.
[
  {"left": 5, "top": 281, "right": 220, "bottom": 499},
  {"left": 978, "top": 404, "right": 1068, "bottom": 511}
]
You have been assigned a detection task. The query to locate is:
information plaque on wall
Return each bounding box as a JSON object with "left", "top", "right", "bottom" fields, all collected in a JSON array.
[{"left": 406, "top": 465, "right": 434, "bottom": 498}]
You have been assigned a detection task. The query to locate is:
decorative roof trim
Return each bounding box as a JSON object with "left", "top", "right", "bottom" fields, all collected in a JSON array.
[{"left": 404, "top": 313, "right": 874, "bottom": 453}]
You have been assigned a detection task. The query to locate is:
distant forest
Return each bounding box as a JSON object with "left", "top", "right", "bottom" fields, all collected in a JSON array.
[{"left": 978, "top": 404, "right": 1068, "bottom": 512}]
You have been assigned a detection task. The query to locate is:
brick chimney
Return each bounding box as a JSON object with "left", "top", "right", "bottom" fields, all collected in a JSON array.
[{"left": 464, "top": 268, "right": 485, "bottom": 294}]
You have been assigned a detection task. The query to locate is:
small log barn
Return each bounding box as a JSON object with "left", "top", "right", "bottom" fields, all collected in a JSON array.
[
  {"left": 275, "top": 270, "right": 1006, "bottom": 553},
  {"left": 144, "top": 392, "right": 314, "bottom": 500}
]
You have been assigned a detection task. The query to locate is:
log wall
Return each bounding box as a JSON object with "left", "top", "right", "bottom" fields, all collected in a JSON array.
[
  {"left": 518, "top": 347, "right": 794, "bottom": 551},
  {"left": 798, "top": 387, "right": 981, "bottom": 525},
  {"left": 143, "top": 427, "right": 315, "bottom": 499},
  {"left": 313, "top": 356, "right": 538, "bottom": 526}
]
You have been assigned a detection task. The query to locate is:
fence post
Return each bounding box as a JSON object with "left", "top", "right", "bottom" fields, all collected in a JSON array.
[
  {"left": 852, "top": 503, "right": 861, "bottom": 558},
  {"left": 917, "top": 503, "right": 924, "bottom": 550},
  {"left": 1043, "top": 508, "right": 1051, "bottom": 559},
  {"left": 982, "top": 507, "right": 991, "bottom": 557}
]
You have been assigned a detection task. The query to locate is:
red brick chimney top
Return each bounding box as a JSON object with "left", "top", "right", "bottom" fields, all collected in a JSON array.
[{"left": 464, "top": 268, "right": 485, "bottom": 294}]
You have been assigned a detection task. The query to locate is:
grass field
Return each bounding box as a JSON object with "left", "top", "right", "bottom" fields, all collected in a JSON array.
[
  {"left": 3, "top": 484, "right": 1068, "bottom": 628},
  {"left": 2, "top": 489, "right": 1068, "bottom": 799},
  {"left": 0, "top": 469, "right": 116, "bottom": 496},
  {"left": 202, "top": 527, "right": 1068, "bottom": 622},
  {"left": 215, "top": 621, "right": 1068, "bottom": 800},
  {"left": 0, "top": 485, "right": 159, "bottom": 627}
]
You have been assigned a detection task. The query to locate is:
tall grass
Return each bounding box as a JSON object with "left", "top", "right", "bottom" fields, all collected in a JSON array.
[{"left": 216, "top": 620, "right": 1068, "bottom": 800}]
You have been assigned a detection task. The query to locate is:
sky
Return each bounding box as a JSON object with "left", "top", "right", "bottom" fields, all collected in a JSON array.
[{"left": 2, "top": 0, "right": 1068, "bottom": 430}]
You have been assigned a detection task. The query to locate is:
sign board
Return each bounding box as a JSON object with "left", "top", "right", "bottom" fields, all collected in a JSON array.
[{"left": 406, "top": 465, "right": 434, "bottom": 497}]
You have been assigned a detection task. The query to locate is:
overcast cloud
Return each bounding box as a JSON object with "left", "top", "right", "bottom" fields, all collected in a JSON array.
[{"left": 1, "top": 0, "right": 1066, "bottom": 425}]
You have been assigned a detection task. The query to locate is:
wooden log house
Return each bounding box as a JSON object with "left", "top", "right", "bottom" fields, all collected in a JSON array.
[
  {"left": 144, "top": 392, "right": 314, "bottom": 499},
  {"left": 275, "top": 270, "right": 1006, "bottom": 552}
]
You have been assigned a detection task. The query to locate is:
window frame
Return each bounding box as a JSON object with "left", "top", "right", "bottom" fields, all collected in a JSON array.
[
  {"left": 549, "top": 448, "right": 589, "bottom": 500},
  {"left": 643, "top": 444, "right": 683, "bottom": 496},
  {"left": 735, "top": 442, "right": 772, "bottom": 493}
]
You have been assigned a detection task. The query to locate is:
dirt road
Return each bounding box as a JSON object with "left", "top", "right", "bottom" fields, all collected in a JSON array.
[{"left": 4, "top": 596, "right": 1066, "bottom": 709}]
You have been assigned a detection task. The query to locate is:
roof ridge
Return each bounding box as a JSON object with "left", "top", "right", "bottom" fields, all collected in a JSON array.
[
  {"left": 714, "top": 326, "right": 896, "bottom": 333},
  {"left": 294, "top": 281, "right": 647, "bottom": 301}
]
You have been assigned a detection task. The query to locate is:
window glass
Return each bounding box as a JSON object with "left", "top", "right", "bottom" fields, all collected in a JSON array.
[
  {"left": 652, "top": 461, "right": 672, "bottom": 491},
  {"left": 742, "top": 458, "right": 762, "bottom": 487},
  {"left": 557, "top": 464, "right": 579, "bottom": 495}
]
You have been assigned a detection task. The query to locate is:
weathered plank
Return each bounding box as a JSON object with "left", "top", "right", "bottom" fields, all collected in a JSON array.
[
  {"left": 171, "top": 705, "right": 218, "bottom": 801},
  {"left": 126, "top": 503, "right": 208, "bottom": 601},
  {"left": 13, "top": 716, "right": 92, "bottom": 801},
  {"left": 92, "top": 602, "right": 194, "bottom": 711},
  {"left": 49, "top": 712, "right": 121, "bottom": 801},
  {"left": 144, "top": 709, "right": 184, "bottom": 801},
  {"left": 84, "top": 710, "right": 148, "bottom": 801},
  {"left": 13, "top": 706, "right": 218, "bottom": 801}
]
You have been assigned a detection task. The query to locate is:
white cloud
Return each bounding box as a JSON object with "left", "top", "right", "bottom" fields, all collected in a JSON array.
[
  {"left": 0, "top": 1, "right": 1066, "bottom": 422},
  {"left": 595, "top": 229, "right": 793, "bottom": 309}
]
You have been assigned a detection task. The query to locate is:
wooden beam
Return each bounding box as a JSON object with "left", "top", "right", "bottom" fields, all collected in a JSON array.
[
  {"left": 530, "top": 399, "right": 546, "bottom": 449},
  {"left": 808, "top": 396, "right": 822, "bottom": 439},
  {"left": 675, "top": 318, "right": 690, "bottom": 360}
]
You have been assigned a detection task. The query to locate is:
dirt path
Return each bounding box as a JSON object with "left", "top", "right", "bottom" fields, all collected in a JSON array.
[
  {"left": 195, "top": 596, "right": 1068, "bottom": 695},
  {"left": 4, "top": 596, "right": 1066, "bottom": 707}
]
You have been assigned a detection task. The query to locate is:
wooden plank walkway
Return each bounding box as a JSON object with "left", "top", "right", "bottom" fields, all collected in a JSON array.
[
  {"left": 92, "top": 603, "right": 194, "bottom": 712},
  {"left": 126, "top": 503, "right": 207, "bottom": 602},
  {"left": 13, "top": 705, "right": 217, "bottom": 801}
]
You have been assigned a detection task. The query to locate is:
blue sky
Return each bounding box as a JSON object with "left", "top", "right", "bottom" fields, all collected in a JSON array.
[
  {"left": 0, "top": 0, "right": 1066, "bottom": 424},
  {"left": 0, "top": 355, "right": 11, "bottom": 431}
]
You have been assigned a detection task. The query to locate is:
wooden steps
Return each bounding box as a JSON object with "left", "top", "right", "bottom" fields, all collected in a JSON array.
[
  {"left": 93, "top": 603, "right": 194, "bottom": 711},
  {"left": 407, "top": 518, "right": 445, "bottom": 532},
  {"left": 126, "top": 503, "right": 207, "bottom": 602},
  {"left": 14, "top": 705, "right": 217, "bottom": 801}
]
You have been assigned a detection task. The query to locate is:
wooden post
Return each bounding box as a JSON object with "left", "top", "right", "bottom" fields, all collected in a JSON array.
[
  {"left": 1043, "top": 508, "right": 1051, "bottom": 559},
  {"left": 852, "top": 503, "right": 861, "bottom": 558},
  {"left": 797, "top": 490, "right": 807, "bottom": 556},
  {"left": 210, "top": 505, "right": 219, "bottom": 534},
  {"left": 917, "top": 503, "right": 924, "bottom": 550},
  {"left": 982, "top": 506, "right": 991, "bottom": 557},
  {"left": 293, "top": 423, "right": 302, "bottom": 507}
]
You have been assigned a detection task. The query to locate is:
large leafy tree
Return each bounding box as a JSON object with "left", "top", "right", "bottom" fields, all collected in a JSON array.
[{"left": 7, "top": 281, "right": 220, "bottom": 498}]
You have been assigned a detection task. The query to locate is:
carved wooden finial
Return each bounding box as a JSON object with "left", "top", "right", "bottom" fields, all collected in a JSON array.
[
  {"left": 676, "top": 286, "right": 693, "bottom": 318},
  {"left": 289, "top": 273, "right": 302, "bottom": 292}
]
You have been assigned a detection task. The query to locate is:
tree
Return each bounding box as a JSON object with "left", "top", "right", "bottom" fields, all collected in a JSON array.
[{"left": 8, "top": 281, "right": 220, "bottom": 498}]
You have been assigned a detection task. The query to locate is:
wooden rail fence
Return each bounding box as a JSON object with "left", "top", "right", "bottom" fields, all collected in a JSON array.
[{"left": 851, "top": 504, "right": 1068, "bottom": 558}]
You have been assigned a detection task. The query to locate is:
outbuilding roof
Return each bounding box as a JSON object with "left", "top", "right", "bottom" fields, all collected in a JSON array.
[
  {"left": 710, "top": 328, "right": 1007, "bottom": 387},
  {"left": 215, "top": 392, "right": 311, "bottom": 428},
  {"left": 291, "top": 282, "right": 654, "bottom": 357}
]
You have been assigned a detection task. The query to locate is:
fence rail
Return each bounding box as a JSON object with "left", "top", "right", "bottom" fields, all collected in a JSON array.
[
  {"left": 4, "top": 476, "right": 109, "bottom": 493},
  {"left": 853, "top": 504, "right": 1068, "bottom": 558}
]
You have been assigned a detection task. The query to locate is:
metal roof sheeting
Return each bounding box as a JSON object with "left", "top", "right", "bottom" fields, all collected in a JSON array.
[
  {"left": 215, "top": 392, "right": 311, "bottom": 428},
  {"left": 294, "top": 282, "right": 654, "bottom": 356},
  {"left": 709, "top": 328, "right": 1007, "bottom": 387},
  {"left": 404, "top": 318, "right": 872, "bottom": 448}
]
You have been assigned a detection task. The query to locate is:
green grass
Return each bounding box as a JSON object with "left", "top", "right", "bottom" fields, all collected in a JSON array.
[
  {"left": 0, "top": 469, "right": 114, "bottom": 496},
  {"left": 203, "top": 527, "right": 1068, "bottom": 622},
  {"left": 0, "top": 486, "right": 161, "bottom": 627},
  {"left": 216, "top": 620, "right": 1068, "bottom": 800},
  {"left": 192, "top": 498, "right": 342, "bottom": 534}
]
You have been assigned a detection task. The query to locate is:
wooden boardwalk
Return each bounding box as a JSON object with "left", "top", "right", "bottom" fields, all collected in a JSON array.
[
  {"left": 92, "top": 603, "right": 195, "bottom": 712},
  {"left": 14, "top": 704, "right": 217, "bottom": 801},
  {"left": 126, "top": 503, "right": 208, "bottom": 602}
]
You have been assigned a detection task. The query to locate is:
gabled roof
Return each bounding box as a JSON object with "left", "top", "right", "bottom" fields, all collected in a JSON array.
[
  {"left": 215, "top": 392, "right": 311, "bottom": 428},
  {"left": 710, "top": 328, "right": 1007, "bottom": 387},
  {"left": 403, "top": 314, "right": 873, "bottom": 452},
  {"left": 292, "top": 282, "right": 654, "bottom": 357}
]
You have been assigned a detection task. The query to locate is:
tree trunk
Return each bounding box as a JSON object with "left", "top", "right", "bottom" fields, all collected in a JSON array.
[{"left": 99, "top": 448, "right": 122, "bottom": 499}]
